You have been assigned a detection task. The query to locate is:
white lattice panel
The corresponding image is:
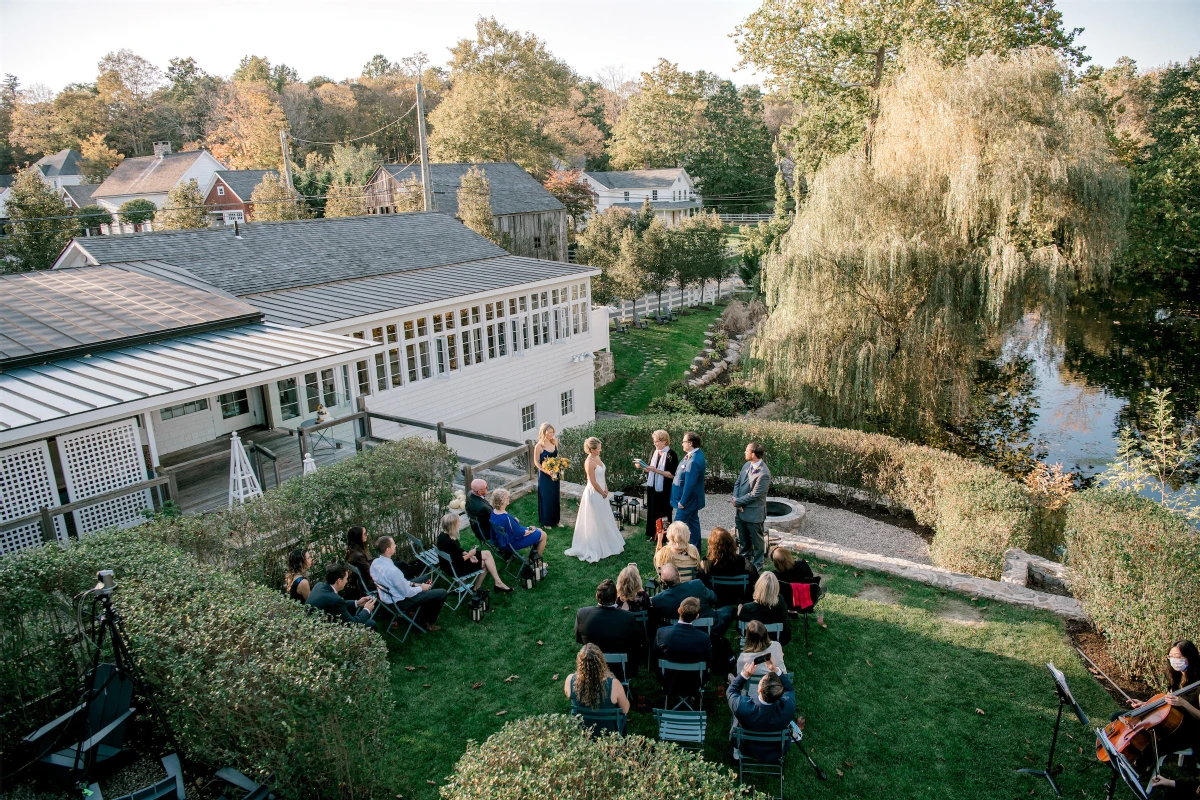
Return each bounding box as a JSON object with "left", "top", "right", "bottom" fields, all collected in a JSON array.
[
  {"left": 0, "top": 441, "right": 67, "bottom": 555},
  {"left": 57, "top": 419, "right": 151, "bottom": 535}
]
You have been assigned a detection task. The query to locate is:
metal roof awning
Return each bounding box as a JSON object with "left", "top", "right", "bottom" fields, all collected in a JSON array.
[{"left": 1, "top": 322, "right": 374, "bottom": 443}]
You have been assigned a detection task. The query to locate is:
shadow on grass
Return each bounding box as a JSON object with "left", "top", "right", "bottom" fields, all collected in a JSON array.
[{"left": 379, "top": 494, "right": 1117, "bottom": 799}]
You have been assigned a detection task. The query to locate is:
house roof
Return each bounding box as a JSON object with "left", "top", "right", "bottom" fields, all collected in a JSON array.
[
  {"left": 611, "top": 200, "right": 702, "bottom": 211},
  {"left": 93, "top": 150, "right": 215, "bottom": 198},
  {"left": 35, "top": 149, "right": 84, "bottom": 178},
  {"left": 0, "top": 264, "right": 262, "bottom": 370},
  {"left": 0, "top": 322, "right": 371, "bottom": 435},
  {"left": 0, "top": 175, "right": 14, "bottom": 189},
  {"left": 213, "top": 170, "right": 276, "bottom": 201},
  {"left": 583, "top": 169, "right": 686, "bottom": 190},
  {"left": 63, "top": 184, "right": 98, "bottom": 208},
  {"left": 244, "top": 254, "right": 599, "bottom": 326},
  {"left": 61, "top": 212, "right": 510, "bottom": 297},
  {"left": 378, "top": 162, "right": 564, "bottom": 217}
]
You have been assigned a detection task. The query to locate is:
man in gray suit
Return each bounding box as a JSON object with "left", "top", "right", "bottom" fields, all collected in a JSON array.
[{"left": 732, "top": 442, "right": 772, "bottom": 569}]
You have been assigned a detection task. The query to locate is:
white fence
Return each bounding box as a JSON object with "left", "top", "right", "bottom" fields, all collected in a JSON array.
[
  {"left": 717, "top": 213, "right": 773, "bottom": 224},
  {"left": 607, "top": 280, "right": 743, "bottom": 320}
]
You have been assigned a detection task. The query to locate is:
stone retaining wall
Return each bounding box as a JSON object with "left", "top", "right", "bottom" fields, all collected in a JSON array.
[{"left": 593, "top": 349, "right": 615, "bottom": 388}]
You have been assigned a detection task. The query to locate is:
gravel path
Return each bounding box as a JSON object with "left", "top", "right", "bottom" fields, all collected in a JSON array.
[{"left": 696, "top": 492, "right": 932, "bottom": 565}]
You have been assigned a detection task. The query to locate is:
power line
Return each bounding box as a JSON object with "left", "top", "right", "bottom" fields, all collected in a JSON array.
[{"left": 287, "top": 102, "right": 418, "bottom": 146}]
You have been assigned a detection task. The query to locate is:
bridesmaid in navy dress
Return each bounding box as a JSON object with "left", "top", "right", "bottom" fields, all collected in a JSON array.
[{"left": 534, "top": 423, "right": 561, "bottom": 528}]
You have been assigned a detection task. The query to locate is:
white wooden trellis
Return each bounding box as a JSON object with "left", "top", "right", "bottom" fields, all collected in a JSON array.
[
  {"left": 228, "top": 432, "right": 263, "bottom": 507},
  {"left": 56, "top": 419, "right": 152, "bottom": 535},
  {"left": 0, "top": 441, "right": 67, "bottom": 555}
]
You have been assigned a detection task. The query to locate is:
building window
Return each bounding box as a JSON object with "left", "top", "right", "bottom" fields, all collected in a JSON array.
[
  {"left": 217, "top": 185, "right": 225, "bottom": 196},
  {"left": 388, "top": 348, "right": 402, "bottom": 387},
  {"left": 219, "top": 389, "right": 250, "bottom": 419},
  {"left": 277, "top": 379, "right": 300, "bottom": 420},
  {"left": 534, "top": 235, "right": 541, "bottom": 249},
  {"left": 374, "top": 353, "right": 388, "bottom": 391},
  {"left": 304, "top": 372, "right": 320, "bottom": 412},
  {"left": 356, "top": 360, "right": 371, "bottom": 396},
  {"left": 372, "top": 327, "right": 384, "bottom": 343},
  {"left": 521, "top": 403, "right": 536, "bottom": 432},
  {"left": 561, "top": 390, "right": 574, "bottom": 416},
  {"left": 406, "top": 344, "right": 419, "bottom": 382},
  {"left": 623, "top": 191, "right": 629, "bottom": 201},
  {"left": 652, "top": 190, "right": 658, "bottom": 200},
  {"left": 320, "top": 368, "right": 338, "bottom": 407},
  {"left": 352, "top": 331, "right": 365, "bottom": 339},
  {"left": 419, "top": 341, "right": 431, "bottom": 378},
  {"left": 160, "top": 398, "right": 209, "bottom": 421},
  {"left": 386, "top": 324, "right": 398, "bottom": 343}
]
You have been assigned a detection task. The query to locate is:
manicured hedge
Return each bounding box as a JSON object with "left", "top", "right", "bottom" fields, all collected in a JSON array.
[
  {"left": 143, "top": 437, "right": 456, "bottom": 590},
  {"left": 561, "top": 415, "right": 1036, "bottom": 579},
  {"left": 0, "top": 529, "right": 389, "bottom": 799},
  {"left": 440, "top": 714, "right": 765, "bottom": 799},
  {"left": 1065, "top": 490, "right": 1200, "bottom": 687}
]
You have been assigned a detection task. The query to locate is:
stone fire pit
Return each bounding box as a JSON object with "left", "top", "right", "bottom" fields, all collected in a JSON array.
[{"left": 764, "top": 497, "right": 806, "bottom": 532}]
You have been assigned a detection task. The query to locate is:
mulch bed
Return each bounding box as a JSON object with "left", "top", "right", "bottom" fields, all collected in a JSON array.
[{"left": 1065, "top": 618, "right": 1154, "bottom": 708}]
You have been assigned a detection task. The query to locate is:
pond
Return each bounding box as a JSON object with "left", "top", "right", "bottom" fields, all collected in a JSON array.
[{"left": 997, "top": 285, "right": 1200, "bottom": 481}]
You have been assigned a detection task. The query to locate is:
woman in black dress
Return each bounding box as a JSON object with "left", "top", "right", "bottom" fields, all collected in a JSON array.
[
  {"left": 737, "top": 571, "right": 791, "bottom": 645},
  {"left": 437, "top": 512, "right": 513, "bottom": 593},
  {"left": 700, "top": 527, "right": 757, "bottom": 606},
  {"left": 639, "top": 429, "right": 678, "bottom": 541},
  {"left": 343, "top": 526, "right": 376, "bottom": 601},
  {"left": 284, "top": 548, "right": 312, "bottom": 603},
  {"left": 535, "top": 423, "right": 561, "bottom": 528}
]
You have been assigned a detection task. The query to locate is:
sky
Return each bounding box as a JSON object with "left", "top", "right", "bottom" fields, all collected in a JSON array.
[{"left": 0, "top": 0, "right": 1197, "bottom": 92}]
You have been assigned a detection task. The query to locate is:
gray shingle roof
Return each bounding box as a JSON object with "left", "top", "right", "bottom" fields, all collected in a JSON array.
[
  {"left": 0, "top": 175, "right": 14, "bottom": 189},
  {"left": 35, "top": 149, "right": 84, "bottom": 178},
  {"left": 68, "top": 212, "right": 510, "bottom": 297},
  {"left": 243, "top": 254, "right": 599, "bottom": 326},
  {"left": 214, "top": 170, "right": 277, "bottom": 201},
  {"left": 379, "top": 162, "right": 564, "bottom": 217},
  {"left": 63, "top": 184, "right": 98, "bottom": 208},
  {"left": 93, "top": 150, "right": 212, "bottom": 198},
  {"left": 583, "top": 169, "right": 685, "bottom": 190},
  {"left": 0, "top": 264, "right": 261, "bottom": 369}
]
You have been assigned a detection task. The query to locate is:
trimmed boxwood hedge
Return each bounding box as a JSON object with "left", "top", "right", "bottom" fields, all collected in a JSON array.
[
  {"left": 1065, "top": 490, "right": 1200, "bottom": 687},
  {"left": 0, "top": 529, "right": 389, "bottom": 799},
  {"left": 561, "top": 415, "right": 1037, "bottom": 579}
]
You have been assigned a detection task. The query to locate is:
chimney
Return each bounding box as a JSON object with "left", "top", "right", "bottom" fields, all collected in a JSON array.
[{"left": 153, "top": 141, "right": 172, "bottom": 158}]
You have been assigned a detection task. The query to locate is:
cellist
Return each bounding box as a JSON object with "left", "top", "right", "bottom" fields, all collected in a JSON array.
[{"left": 1128, "top": 640, "right": 1200, "bottom": 758}]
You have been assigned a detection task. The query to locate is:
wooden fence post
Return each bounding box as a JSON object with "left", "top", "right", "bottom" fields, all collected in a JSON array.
[
  {"left": 39, "top": 507, "right": 56, "bottom": 543},
  {"left": 356, "top": 395, "right": 372, "bottom": 447},
  {"left": 437, "top": 422, "right": 447, "bottom": 445},
  {"left": 462, "top": 464, "right": 474, "bottom": 490},
  {"left": 525, "top": 439, "right": 536, "bottom": 482},
  {"left": 298, "top": 429, "right": 309, "bottom": 461}
]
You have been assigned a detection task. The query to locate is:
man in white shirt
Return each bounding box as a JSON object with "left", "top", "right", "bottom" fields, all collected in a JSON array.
[{"left": 370, "top": 535, "right": 448, "bottom": 631}]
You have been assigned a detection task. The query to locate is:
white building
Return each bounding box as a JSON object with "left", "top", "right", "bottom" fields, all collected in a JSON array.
[
  {"left": 0, "top": 149, "right": 88, "bottom": 218},
  {"left": 92, "top": 143, "right": 225, "bottom": 233},
  {"left": 580, "top": 168, "right": 702, "bottom": 227}
]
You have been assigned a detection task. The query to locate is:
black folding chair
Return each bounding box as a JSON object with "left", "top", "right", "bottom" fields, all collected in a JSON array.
[{"left": 710, "top": 574, "right": 750, "bottom": 607}]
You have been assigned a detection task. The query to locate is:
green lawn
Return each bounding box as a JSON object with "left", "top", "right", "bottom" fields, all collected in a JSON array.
[
  {"left": 595, "top": 304, "right": 725, "bottom": 415},
  {"left": 380, "top": 494, "right": 1117, "bottom": 799}
]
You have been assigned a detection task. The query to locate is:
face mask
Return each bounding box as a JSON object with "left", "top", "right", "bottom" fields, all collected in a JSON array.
[{"left": 1169, "top": 657, "right": 1189, "bottom": 672}]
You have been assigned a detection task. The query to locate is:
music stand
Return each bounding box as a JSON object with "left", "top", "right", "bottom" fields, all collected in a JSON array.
[
  {"left": 1096, "top": 728, "right": 1151, "bottom": 800},
  {"left": 1019, "top": 663, "right": 1091, "bottom": 796}
]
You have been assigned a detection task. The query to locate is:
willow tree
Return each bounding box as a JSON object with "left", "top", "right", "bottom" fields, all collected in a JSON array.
[{"left": 755, "top": 47, "right": 1128, "bottom": 439}]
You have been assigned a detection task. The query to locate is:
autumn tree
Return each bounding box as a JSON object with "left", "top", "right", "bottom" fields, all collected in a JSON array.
[
  {"left": 207, "top": 80, "right": 289, "bottom": 169},
  {"left": 456, "top": 166, "right": 502, "bottom": 244},
  {"left": 97, "top": 49, "right": 163, "bottom": 155},
  {"left": 156, "top": 179, "right": 209, "bottom": 229},
  {"left": 393, "top": 176, "right": 425, "bottom": 212},
  {"left": 154, "top": 57, "right": 223, "bottom": 147},
  {"left": 249, "top": 173, "right": 304, "bottom": 222},
  {"left": 79, "top": 132, "right": 124, "bottom": 183},
  {"left": 543, "top": 169, "right": 595, "bottom": 232},
  {"left": 2, "top": 168, "right": 75, "bottom": 273},
  {"left": 323, "top": 180, "right": 368, "bottom": 218}
]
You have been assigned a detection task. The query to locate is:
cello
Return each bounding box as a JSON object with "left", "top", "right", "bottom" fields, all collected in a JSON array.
[{"left": 1096, "top": 679, "right": 1200, "bottom": 763}]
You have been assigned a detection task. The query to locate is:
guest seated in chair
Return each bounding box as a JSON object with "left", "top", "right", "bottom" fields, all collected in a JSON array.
[
  {"left": 738, "top": 572, "right": 791, "bottom": 645},
  {"left": 616, "top": 564, "right": 653, "bottom": 613},
  {"left": 489, "top": 488, "right": 548, "bottom": 561},
  {"left": 576, "top": 579, "right": 644, "bottom": 680},
  {"left": 770, "top": 546, "right": 825, "bottom": 628},
  {"left": 343, "top": 526, "right": 377, "bottom": 601},
  {"left": 438, "top": 512, "right": 513, "bottom": 593},
  {"left": 285, "top": 548, "right": 313, "bottom": 603},
  {"left": 651, "top": 564, "right": 719, "bottom": 625},
  {"left": 565, "top": 643, "right": 630, "bottom": 719},
  {"left": 653, "top": 521, "right": 701, "bottom": 576},
  {"left": 306, "top": 563, "right": 376, "bottom": 627},
  {"left": 736, "top": 620, "right": 787, "bottom": 678},
  {"left": 465, "top": 478, "right": 494, "bottom": 542},
  {"left": 700, "top": 527, "right": 757, "bottom": 605},
  {"left": 727, "top": 656, "right": 796, "bottom": 763},
  {"left": 653, "top": 597, "right": 712, "bottom": 697},
  {"left": 371, "top": 536, "right": 448, "bottom": 631}
]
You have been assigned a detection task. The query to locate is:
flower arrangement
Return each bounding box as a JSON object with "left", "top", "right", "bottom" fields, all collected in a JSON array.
[{"left": 542, "top": 456, "right": 570, "bottom": 480}]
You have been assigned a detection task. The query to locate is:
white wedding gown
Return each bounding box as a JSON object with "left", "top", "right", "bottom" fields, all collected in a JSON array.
[{"left": 565, "top": 461, "right": 626, "bottom": 563}]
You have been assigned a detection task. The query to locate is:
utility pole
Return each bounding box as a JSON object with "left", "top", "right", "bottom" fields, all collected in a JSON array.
[
  {"left": 415, "top": 77, "right": 434, "bottom": 212},
  {"left": 279, "top": 129, "right": 295, "bottom": 193}
]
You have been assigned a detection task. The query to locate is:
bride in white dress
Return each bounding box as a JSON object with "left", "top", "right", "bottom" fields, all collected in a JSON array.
[{"left": 565, "top": 437, "right": 626, "bottom": 563}]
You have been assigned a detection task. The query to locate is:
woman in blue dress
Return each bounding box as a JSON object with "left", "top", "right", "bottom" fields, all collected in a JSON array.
[{"left": 534, "top": 423, "right": 561, "bottom": 527}]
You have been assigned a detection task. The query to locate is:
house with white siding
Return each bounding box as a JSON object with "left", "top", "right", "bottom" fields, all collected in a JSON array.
[
  {"left": 92, "top": 143, "right": 225, "bottom": 233},
  {"left": 580, "top": 168, "right": 701, "bottom": 227}
]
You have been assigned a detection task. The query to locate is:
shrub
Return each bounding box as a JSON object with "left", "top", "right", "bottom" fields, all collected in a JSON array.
[
  {"left": 0, "top": 529, "right": 388, "bottom": 798},
  {"left": 440, "top": 714, "right": 765, "bottom": 800},
  {"left": 720, "top": 301, "right": 753, "bottom": 334},
  {"left": 1065, "top": 490, "right": 1200, "bottom": 687},
  {"left": 561, "top": 415, "right": 1034, "bottom": 579},
  {"left": 647, "top": 394, "right": 697, "bottom": 414}
]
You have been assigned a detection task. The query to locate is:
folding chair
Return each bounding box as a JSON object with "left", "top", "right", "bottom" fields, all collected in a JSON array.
[
  {"left": 710, "top": 574, "right": 750, "bottom": 607},
  {"left": 486, "top": 522, "right": 534, "bottom": 580},
  {"left": 677, "top": 565, "right": 697, "bottom": 583},
  {"left": 571, "top": 705, "right": 627, "bottom": 736},
  {"left": 435, "top": 548, "right": 485, "bottom": 610},
  {"left": 733, "top": 727, "right": 792, "bottom": 800},
  {"left": 741, "top": 672, "right": 795, "bottom": 696},
  {"left": 658, "top": 659, "right": 707, "bottom": 711},
  {"left": 403, "top": 534, "right": 439, "bottom": 582},
  {"left": 693, "top": 617, "right": 715, "bottom": 638},
  {"left": 653, "top": 709, "right": 707, "bottom": 752},
  {"left": 737, "top": 621, "right": 784, "bottom": 648},
  {"left": 603, "top": 653, "right": 631, "bottom": 694},
  {"left": 783, "top": 577, "right": 823, "bottom": 648},
  {"left": 215, "top": 767, "right": 276, "bottom": 800}
]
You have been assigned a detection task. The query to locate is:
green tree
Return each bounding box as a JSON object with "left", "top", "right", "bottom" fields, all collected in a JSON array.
[
  {"left": 79, "top": 132, "right": 124, "bottom": 183},
  {"left": 735, "top": 0, "right": 1085, "bottom": 178},
  {"left": 576, "top": 206, "right": 637, "bottom": 308},
  {"left": 608, "top": 60, "right": 710, "bottom": 170},
  {"left": 671, "top": 212, "right": 728, "bottom": 302},
  {"left": 625, "top": 217, "right": 672, "bottom": 317},
  {"left": 249, "top": 173, "right": 304, "bottom": 222},
  {"left": 688, "top": 82, "right": 775, "bottom": 207},
  {"left": 118, "top": 198, "right": 157, "bottom": 230},
  {"left": 96, "top": 49, "right": 163, "bottom": 155},
  {"left": 1101, "top": 388, "right": 1200, "bottom": 522},
  {"left": 1, "top": 168, "right": 74, "bottom": 273},
  {"left": 361, "top": 55, "right": 400, "bottom": 79},
  {"left": 323, "top": 179, "right": 367, "bottom": 218},
  {"left": 75, "top": 204, "right": 113, "bottom": 236},
  {"left": 428, "top": 17, "right": 602, "bottom": 176},
  {"left": 0, "top": 74, "right": 25, "bottom": 173},
  {"left": 156, "top": 57, "right": 224, "bottom": 147},
  {"left": 456, "top": 165, "right": 501, "bottom": 244},
  {"left": 156, "top": 178, "right": 209, "bottom": 229}
]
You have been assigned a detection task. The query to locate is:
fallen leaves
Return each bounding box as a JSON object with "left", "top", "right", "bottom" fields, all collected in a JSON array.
[
  {"left": 422, "top": 683, "right": 431, "bottom": 688},
  {"left": 504, "top": 675, "right": 519, "bottom": 683},
  {"left": 976, "top": 708, "right": 986, "bottom": 715},
  {"left": 865, "top": 658, "right": 874, "bottom": 667},
  {"left": 836, "top": 769, "right": 844, "bottom": 778},
  {"left": 495, "top": 710, "right": 507, "bottom": 717},
  {"left": 536, "top": 640, "right": 544, "bottom": 646},
  {"left": 552, "top": 673, "right": 560, "bottom": 680},
  {"left": 471, "top": 681, "right": 484, "bottom": 690},
  {"left": 404, "top": 666, "right": 416, "bottom": 672}
]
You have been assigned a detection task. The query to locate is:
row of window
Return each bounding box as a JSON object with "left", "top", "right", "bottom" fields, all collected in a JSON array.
[
  {"left": 276, "top": 367, "right": 348, "bottom": 421},
  {"left": 520, "top": 390, "right": 574, "bottom": 433},
  {"left": 621, "top": 189, "right": 695, "bottom": 202},
  {"left": 159, "top": 390, "right": 250, "bottom": 422}
]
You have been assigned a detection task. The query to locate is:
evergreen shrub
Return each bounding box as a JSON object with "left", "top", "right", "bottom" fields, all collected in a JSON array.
[{"left": 1065, "top": 490, "right": 1200, "bottom": 687}]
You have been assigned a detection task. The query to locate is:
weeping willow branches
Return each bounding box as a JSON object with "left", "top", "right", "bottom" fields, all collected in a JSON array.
[{"left": 756, "top": 46, "right": 1128, "bottom": 438}]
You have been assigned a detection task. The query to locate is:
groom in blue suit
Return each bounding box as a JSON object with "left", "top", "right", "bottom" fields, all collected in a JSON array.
[{"left": 670, "top": 431, "right": 707, "bottom": 548}]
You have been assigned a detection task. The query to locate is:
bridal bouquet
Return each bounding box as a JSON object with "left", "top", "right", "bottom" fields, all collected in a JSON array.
[{"left": 542, "top": 456, "right": 570, "bottom": 480}]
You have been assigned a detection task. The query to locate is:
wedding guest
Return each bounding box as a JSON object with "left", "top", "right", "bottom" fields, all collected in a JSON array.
[
  {"left": 735, "top": 620, "right": 788, "bottom": 678},
  {"left": 732, "top": 442, "right": 772, "bottom": 569},
  {"left": 700, "top": 527, "right": 757, "bottom": 606},
  {"left": 616, "top": 564, "right": 653, "bottom": 613},
  {"left": 489, "top": 488, "right": 548, "bottom": 560},
  {"left": 371, "top": 536, "right": 448, "bottom": 631},
  {"left": 534, "top": 423, "right": 562, "bottom": 528},
  {"left": 437, "top": 512, "right": 513, "bottom": 593},
  {"left": 343, "top": 526, "right": 376, "bottom": 601},
  {"left": 770, "top": 546, "right": 825, "bottom": 628},
  {"left": 575, "top": 579, "right": 643, "bottom": 680},
  {"left": 638, "top": 429, "right": 678, "bottom": 542},
  {"left": 564, "top": 644, "right": 630, "bottom": 730},
  {"left": 306, "top": 563, "right": 376, "bottom": 627},
  {"left": 738, "top": 572, "right": 791, "bottom": 645},
  {"left": 653, "top": 597, "right": 712, "bottom": 699},
  {"left": 727, "top": 659, "right": 796, "bottom": 763},
  {"left": 670, "top": 431, "right": 707, "bottom": 548},
  {"left": 465, "top": 478, "right": 494, "bottom": 544},
  {"left": 653, "top": 521, "right": 701, "bottom": 577},
  {"left": 285, "top": 548, "right": 313, "bottom": 603},
  {"left": 651, "top": 563, "right": 719, "bottom": 622}
]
